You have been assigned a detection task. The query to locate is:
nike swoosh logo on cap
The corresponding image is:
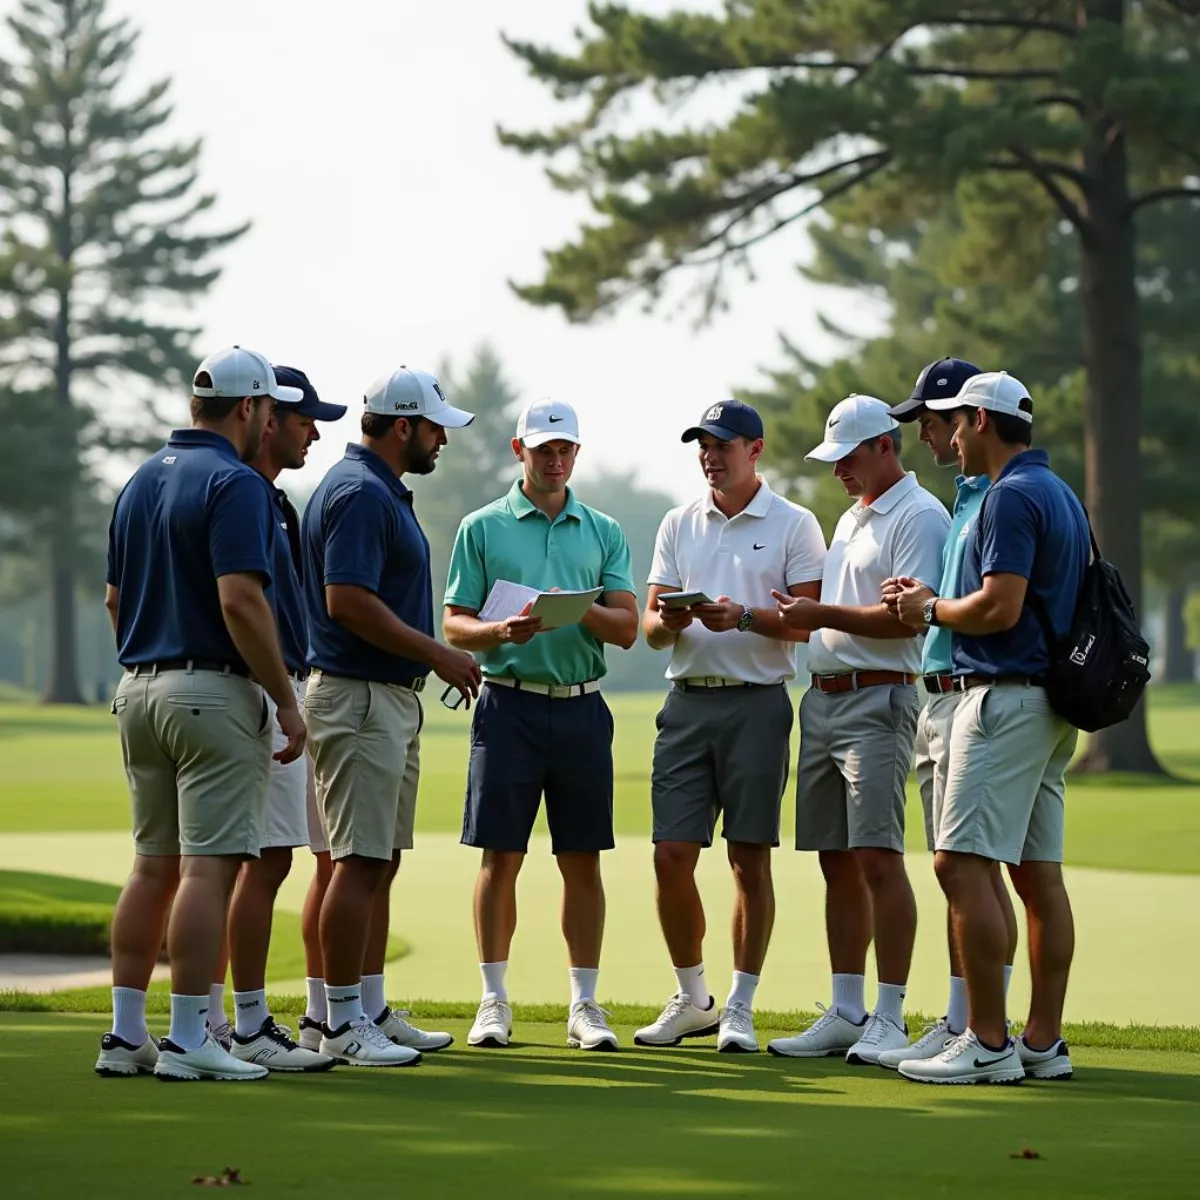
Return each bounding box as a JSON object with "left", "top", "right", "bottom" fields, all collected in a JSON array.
[
  {"left": 753, "top": 543, "right": 766, "bottom": 550},
  {"left": 548, "top": 415, "right": 563, "bottom": 422}
]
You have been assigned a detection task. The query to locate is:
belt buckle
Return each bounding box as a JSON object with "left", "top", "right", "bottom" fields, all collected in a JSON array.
[
  {"left": 549, "top": 683, "right": 572, "bottom": 700},
  {"left": 704, "top": 676, "right": 718, "bottom": 688},
  {"left": 411, "top": 677, "right": 426, "bottom": 693}
]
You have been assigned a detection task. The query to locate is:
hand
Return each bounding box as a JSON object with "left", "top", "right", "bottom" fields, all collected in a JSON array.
[
  {"left": 692, "top": 595, "right": 744, "bottom": 633},
  {"left": 771, "top": 590, "right": 822, "bottom": 630},
  {"left": 496, "top": 601, "right": 543, "bottom": 646},
  {"left": 896, "top": 583, "right": 936, "bottom": 628},
  {"left": 433, "top": 644, "right": 483, "bottom": 708},
  {"left": 656, "top": 595, "right": 695, "bottom": 633},
  {"left": 880, "top": 575, "right": 918, "bottom": 614},
  {"left": 274, "top": 703, "right": 307, "bottom": 765}
]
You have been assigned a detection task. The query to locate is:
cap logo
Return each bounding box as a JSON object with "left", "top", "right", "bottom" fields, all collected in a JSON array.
[
  {"left": 394, "top": 399, "right": 419, "bottom": 411},
  {"left": 704, "top": 404, "right": 724, "bottom": 422},
  {"left": 252, "top": 380, "right": 260, "bottom": 390},
  {"left": 548, "top": 414, "right": 563, "bottom": 423},
  {"left": 937, "top": 377, "right": 948, "bottom": 386},
  {"left": 431, "top": 381, "right": 447, "bottom": 404}
]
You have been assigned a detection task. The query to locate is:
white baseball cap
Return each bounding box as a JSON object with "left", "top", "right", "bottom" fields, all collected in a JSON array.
[
  {"left": 363, "top": 367, "right": 475, "bottom": 428},
  {"left": 192, "top": 346, "right": 303, "bottom": 404},
  {"left": 516, "top": 398, "right": 581, "bottom": 447},
  {"left": 806, "top": 394, "right": 900, "bottom": 463},
  {"left": 926, "top": 370, "right": 1033, "bottom": 423}
]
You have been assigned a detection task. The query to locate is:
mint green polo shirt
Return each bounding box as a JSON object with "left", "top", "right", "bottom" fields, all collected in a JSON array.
[
  {"left": 922, "top": 473, "right": 989, "bottom": 674},
  {"left": 444, "top": 480, "right": 636, "bottom": 685}
]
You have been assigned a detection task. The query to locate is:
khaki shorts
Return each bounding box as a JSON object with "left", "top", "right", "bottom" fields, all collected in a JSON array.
[
  {"left": 914, "top": 692, "right": 962, "bottom": 852},
  {"left": 304, "top": 753, "right": 328, "bottom": 855},
  {"left": 795, "top": 684, "right": 919, "bottom": 853},
  {"left": 304, "top": 672, "right": 422, "bottom": 862},
  {"left": 938, "top": 682, "right": 1077, "bottom": 865},
  {"left": 113, "top": 668, "right": 271, "bottom": 857},
  {"left": 260, "top": 677, "right": 311, "bottom": 850}
]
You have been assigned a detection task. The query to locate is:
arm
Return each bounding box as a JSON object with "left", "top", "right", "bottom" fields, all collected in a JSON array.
[
  {"left": 105, "top": 584, "right": 119, "bottom": 637},
  {"left": 644, "top": 584, "right": 693, "bottom": 649},
  {"left": 329, "top": 583, "right": 467, "bottom": 669},
  {"left": 695, "top": 582, "right": 823, "bottom": 640},
  {"left": 581, "top": 590, "right": 639, "bottom": 649},
  {"left": 443, "top": 603, "right": 543, "bottom": 651},
  {"left": 898, "top": 573, "right": 1027, "bottom": 635}
]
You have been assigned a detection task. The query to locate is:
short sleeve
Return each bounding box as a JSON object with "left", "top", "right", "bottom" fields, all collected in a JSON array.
[
  {"left": 601, "top": 520, "right": 637, "bottom": 596},
  {"left": 322, "top": 486, "right": 393, "bottom": 592},
  {"left": 106, "top": 504, "right": 120, "bottom": 588},
  {"left": 891, "top": 503, "right": 951, "bottom": 590},
  {"left": 647, "top": 511, "right": 681, "bottom": 588},
  {"left": 208, "top": 470, "right": 274, "bottom": 581},
  {"left": 443, "top": 519, "right": 488, "bottom": 610},
  {"left": 978, "top": 487, "right": 1039, "bottom": 580},
  {"left": 785, "top": 509, "right": 827, "bottom": 585}
]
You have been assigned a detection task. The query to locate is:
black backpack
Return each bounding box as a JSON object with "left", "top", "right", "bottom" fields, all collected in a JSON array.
[{"left": 1023, "top": 520, "right": 1151, "bottom": 732}]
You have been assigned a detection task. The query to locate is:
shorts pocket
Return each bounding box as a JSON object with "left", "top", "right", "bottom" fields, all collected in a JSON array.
[
  {"left": 258, "top": 693, "right": 270, "bottom": 734},
  {"left": 110, "top": 695, "right": 128, "bottom": 716},
  {"left": 304, "top": 695, "right": 333, "bottom": 713},
  {"left": 1020, "top": 694, "right": 1054, "bottom": 715},
  {"left": 165, "top": 692, "right": 229, "bottom": 711}
]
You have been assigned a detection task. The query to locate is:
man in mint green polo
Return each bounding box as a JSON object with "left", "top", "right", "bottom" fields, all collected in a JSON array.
[
  {"left": 444, "top": 398, "right": 638, "bottom": 1053},
  {"left": 877, "top": 356, "right": 1018, "bottom": 1069}
]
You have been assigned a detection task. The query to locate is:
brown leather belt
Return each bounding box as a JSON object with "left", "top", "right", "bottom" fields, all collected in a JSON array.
[
  {"left": 810, "top": 671, "right": 915, "bottom": 694},
  {"left": 922, "top": 674, "right": 956, "bottom": 695}
]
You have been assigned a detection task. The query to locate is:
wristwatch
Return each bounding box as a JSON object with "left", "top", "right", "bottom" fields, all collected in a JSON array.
[
  {"left": 736, "top": 606, "right": 756, "bottom": 632},
  {"left": 922, "top": 598, "right": 940, "bottom": 627}
]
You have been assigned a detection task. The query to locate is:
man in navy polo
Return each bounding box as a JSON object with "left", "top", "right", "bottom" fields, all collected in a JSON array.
[
  {"left": 302, "top": 365, "right": 481, "bottom": 1067},
  {"left": 894, "top": 371, "right": 1089, "bottom": 1085},
  {"left": 98, "top": 346, "right": 306, "bottom": 1083}
]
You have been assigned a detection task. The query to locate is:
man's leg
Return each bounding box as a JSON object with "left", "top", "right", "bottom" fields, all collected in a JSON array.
[
  {"left": 228, "top": 847, "right": 293, "bottom": 1031},
  {"left": 302, "top": 851, "right": 333, "bottom": 1023},
  {"left": 654, "top": 839, "right": 706, "bottom": 982},
  {"left": 819, "top": 849, "right": 871, "bottom": 1018},
  {"left": 728, "top": 842, "right": 774, "bottom": 977},
  {"left": 319, "top": 854, "right": 391, "bottom": 1021},
  {"left": 473, "top": 850, "right": 525, "bottom": 996},
  {"left": 857, "top": 847, "right": 917, "bottom": 1008},
  {"left": 556, "top": 851, "right": 604, "bottom": 970},
  {"left": 1008, "top": 860, "right": 1074, "bottom": 1048}
]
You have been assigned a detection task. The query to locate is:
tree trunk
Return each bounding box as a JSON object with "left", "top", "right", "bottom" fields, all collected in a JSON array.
[
  {"left": 1072, "top": 20, "right": 1166, "bottom": 773},
  {"left": 1161, "top": 586, "right": 1193, "bottom": 684},
  {"left": 42, "top": 553, "right": 84, "bottom": 705}
]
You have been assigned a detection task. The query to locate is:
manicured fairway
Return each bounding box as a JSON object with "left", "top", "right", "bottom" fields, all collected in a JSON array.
[{"left": 2, "top": 1013, "right": 1197, "bottom": 1198}]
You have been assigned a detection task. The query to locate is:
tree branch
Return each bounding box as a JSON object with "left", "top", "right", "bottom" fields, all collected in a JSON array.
[
  {"left": 1002, "top": 147, "right": 1092, "bottom": 232},
  {"left": 1033, "top": 92, "right": 1086, "bottom": 115},
  {"left": 1126, "top": 186, "right": 1200, "bottom": 216},
  {"left": 922, "top": 14, "right": 1079, "bottom": 38},
  {"left": 985, "top": 153, "right": 1091, "bottom": 190}
]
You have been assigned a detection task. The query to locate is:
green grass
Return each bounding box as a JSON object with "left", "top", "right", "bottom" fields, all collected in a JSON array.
[
  {"left": 2, "top": 1013, "right": 1197, "bottom": 1199},
  {"left": 3, "top": 688, "right": 1200, "bottom": 874}
]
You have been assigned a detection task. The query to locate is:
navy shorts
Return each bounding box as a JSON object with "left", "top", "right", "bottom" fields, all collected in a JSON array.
[{"left": 461, "top": 683, "right": 615, "bottom": 854}]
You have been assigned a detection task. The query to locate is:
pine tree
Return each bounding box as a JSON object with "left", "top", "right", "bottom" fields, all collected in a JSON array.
[
  {"left": 500, "top": 1, "right": 1200, "bottom": 772},
  {"left": 0, "top": 0, "right": 247, "bottom": 702}
]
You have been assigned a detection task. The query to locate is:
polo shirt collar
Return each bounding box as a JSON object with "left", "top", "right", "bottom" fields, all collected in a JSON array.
[
  {"left": 506, "top": 479, "right": 580, "bottom": 522},
  {"left": 997, "top": 449, "right": 1050, "bottom": 482},
  {"left": 703, "top": 477, "right": 774, "bottom": 518},
  {"left": 955, "top": 473, "right": 989, "bottom": 496},
  {"left": 865, "top": 471, "right": 918, "bottom": 515},
  {"left": 168, "top": 429, "right": 239, "bottom": 459},
  {"left": 345, "top": 443, "right": 411, "bottom": 498}
]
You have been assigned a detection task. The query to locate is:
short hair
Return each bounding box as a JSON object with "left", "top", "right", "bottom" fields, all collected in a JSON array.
[
  {"left": 866, "top": 426, "right": 903, "bottom": 455},
  {"left": 962, "top": 401, "right": 1034, "bottom": 447},
  {"left": 189, "top": 376, "right": 270, "bottom": 422},
  {"left": 362, "top": 412, "right": 428, "bottom": 440}
]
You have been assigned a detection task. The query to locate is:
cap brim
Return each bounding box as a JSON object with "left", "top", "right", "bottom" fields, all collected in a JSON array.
[
  {"left": 270, "top": 385, "right": 305, "bottom": 404},
  {"left": 805, "top": 440, "right": 857, "bottom": 463},
  {"left": 923, "top": 396, "right": 964, "bottom": 413},
  {"left": 310, "top": 401, "right": 348, "bottom": 421},
  {"left": 522, "top": 429, "right": 581, "bottom": 448},
  {"left": 681, "top": 422, "right": 742, "bottom": 443},
  {"left": 887, "top": 397, "right": 927, "bottom": 421},
  {"left": 432, "top": 405, "right": 475, "bottom": 429}
]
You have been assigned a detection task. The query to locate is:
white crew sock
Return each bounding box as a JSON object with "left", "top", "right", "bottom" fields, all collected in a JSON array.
[
  {"left": 305, "top": 977, "right": 327, "bottom": 1023},
  {"left": 726, "top": 971, "right": 759, "bottom": 1010},
  {"left": 947, "top": 975, "right": 969, "bottom": 1034},
  {"left": 481, "top": 961, "right": 509, "bottom": 1003},
  {"left": 831, "top": 973, "right": 866, "bottom": 1024},
  {"left": 362, "top": 974, "right": 387, "bottom": 1021},
  {"left": 208, "top": 982, "right": 228, "bottom": 1030},
  {"left": 326, "top": 985, "right": 365, "bottom": 1031},
  {"left": 233, "top": 989, "right": 268, "bottom": 1038},
  {"left": 673, "top": 963, "right": 711, "bottom": 1009},
  {"left": 168, "top": 994, "right": 209, "bottom": 1052},
  {"left": 876, "top": 982, "right": 907, "bottom": 1026},
  {"left": 569, "top": 967, "right": 599, "bottom": 1006},
  {"left": 111, "top": 986, "right": 148, "bottom": 1045}
]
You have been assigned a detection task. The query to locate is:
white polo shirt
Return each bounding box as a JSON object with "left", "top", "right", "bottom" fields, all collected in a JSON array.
[
  {"left": 648, "top": 480, "right": 827, "bottom": 684},
  {"left": 807, "top": 472, "right": 950, "bottom": 676}
]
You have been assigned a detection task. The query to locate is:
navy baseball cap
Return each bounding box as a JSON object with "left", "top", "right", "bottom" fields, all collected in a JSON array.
[
  {"left": 271, "top": 365, "right": 347, "bottom": 421},
  {"left": 682, "top": 400, "right": 764, "bottom": 443},
  {"left": 888, "top": 357, "right": 983, "bottom": 421}
]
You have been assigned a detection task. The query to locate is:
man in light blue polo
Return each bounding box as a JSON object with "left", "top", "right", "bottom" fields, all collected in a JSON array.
[
  {"left": 444, "top": 398, "right": 638, "bottom": 1052},
  {"left": 878, "top": 357, "right": 1018, "bottom": 1070}
]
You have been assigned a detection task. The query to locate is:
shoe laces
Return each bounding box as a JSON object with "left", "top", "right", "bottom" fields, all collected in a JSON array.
[
  {"left": 911, "top": 1019, "right": 952, "bottom": 1051},
  {"left": 805, "top": 1002, "right": 843, "bottom": 1036},
  {"left": 352, "top": 1015, "right": 398, "bottom": 1050},
  {"left": 722, "top": 1002, "right": 754, "bottom": 1035},
  {"left": 380, "top": 1007, "right": 418, "bottom": 1034},
  {"left": 477, "top": 996, "right": 511, "bottom": 1026},
  {"left": 658, "top": 993, "right": 697, "bottom": 1025},
  {"left": 571, "top": 1000, "right": 613, "bottom": 1031},
  {"left": 858, "top": 1012, "right": 903, "bottom": 1047},
  {"left": 263, "top": 1020, "right": 300, "bottom": 1050},
  {"left": 936, "top": 1031, "right": 977, "bottom": 1062}
]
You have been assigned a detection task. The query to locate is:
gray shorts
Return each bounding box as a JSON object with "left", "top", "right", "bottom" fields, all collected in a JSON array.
[
  {"left": 914, "top": 692, "right": 961, "bottom": 852},
  {"left": 651, "top": 684, "right": 794, "bottom": 847},
  {"left": 795, "top": 684, "right": 919, "bottom": 853},
  {"left": 938, "top": 682, "right": 1077, "bottom": 865}
]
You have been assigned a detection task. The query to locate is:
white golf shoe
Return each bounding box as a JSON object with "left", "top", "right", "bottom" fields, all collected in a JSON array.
[
  {"left": 567, "top": 1001, "right": 619, "bottom": 1051},
  {"left": 376, "top": 1006, "right": 454, "bottom": 1052},
  {"left": 468, "top": 996, "right": 513, "bottom": 1048},
  {"left": 898, "top": 1029, "right": 1025, "bottom": 1085},
  {"left": 633, "top": 993, "right": 719, "bottom": 1048},
  {"left": 767, "top": 1003, "right": 866, "bottom": 1058},
  {"left": 717, "top": 1002, "right": 758, "bottom": 1053},
  {"left": 230, "top": 1018, "right": 336, "bottom": 1073},
  {"left": 846, "top": 1012, "right": 909, "bottom": 1066},
  {"left": 876, "top": 1019, "right": 956, "bottom": 1071},
  {"left": 1017, "top": 1036, "right": 1073, "bottom": 1080},
  {"left": 95, "top": 1032, "right": 158, "bottom": 1077},
  {"left": 320, "top": 1017, "right": 422, "bottom": 1067},
  {"left": 297, "top": 1015, "right": 325, "bottom": 1052},
  {"left": 154, "top": 1034, "right": 268, "bottom": 1082}
]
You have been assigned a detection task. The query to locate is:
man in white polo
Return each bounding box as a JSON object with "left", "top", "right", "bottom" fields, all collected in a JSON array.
[
  {"left": 635, "top": 400, "right": 826, "bottom": 1054},
  {"left": 768, "top": 395, "right": 949, "bottom": 1065}
]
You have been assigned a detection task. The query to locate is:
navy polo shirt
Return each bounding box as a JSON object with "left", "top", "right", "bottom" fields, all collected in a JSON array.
[
  {"left": 953, "top": 450, "right": 1090, "bottom": 678},
  {"left": 302, "top": 444, "right": 433, "bottom": 684},
  {"left": 107, "top": 430, "right": 276, "bottom": 668},
  {"left": 262, "top": 478, "right": 307, "bottom": 674}
]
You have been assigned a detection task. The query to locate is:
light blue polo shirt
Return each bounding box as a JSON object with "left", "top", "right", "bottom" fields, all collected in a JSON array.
[
  {"left": 922, "top": 474, "right": 989, "bottom": 675},
  {"left": 445, "top": 480, "right": 636, "bottom": 685}
]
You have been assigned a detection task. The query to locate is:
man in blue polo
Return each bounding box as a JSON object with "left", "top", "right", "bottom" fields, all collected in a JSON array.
[
  {"left": 894, "top": 371, "right": 1088, "bottom": 1085},
  {"left": 98, "top": 345, "right": 306, "bottom": 1083},
  {"left": 303, "top": 365, "right": 480, "bottom": 1068},
  {"left": 877, "top": 357, "right": 1019, "bottom": 1071},
  {"left": 444, "top": 398, "right": 638, "bottom": 1052}
]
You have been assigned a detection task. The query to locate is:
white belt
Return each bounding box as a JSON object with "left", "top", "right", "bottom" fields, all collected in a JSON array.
[
  {"left": 676, "top": 676, "right": 760, "bottom": 689},
  {"left": 484, "top": 677, "right": 601, "bottom": 700}
]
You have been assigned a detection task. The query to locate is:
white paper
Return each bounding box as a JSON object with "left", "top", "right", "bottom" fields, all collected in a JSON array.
[
  {"left": 476, "top": 580, "right": 602, "bottom": 629},
  {"left": 657, "top": 590, "right": 714, "bottom": 609},
  {"left": 478, "top": 580, "right": 540, "bottom": 622}
]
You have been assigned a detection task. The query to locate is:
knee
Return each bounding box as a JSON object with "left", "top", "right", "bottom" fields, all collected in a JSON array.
[
  {"left": 481, "top": 850, "right": 524, "bottom": 885},
  {"left": 728, "top": 847, "right": 771, "bottom": 894},
  {"left": 131, "top": 855, "right": 180, "bottom": 894},
  {"left": 556, "top": 852, "right": 601, "bottom": 888},
  {"left": 855, "top": 848, "right": 902, "bottom": 890},
  {"left": 818, "top": 850, "right": 859, "bottom": 890},
  {"left": 933, "top": 850, "right": 972, "bottom": 894},
  {"left": 654, "top": 841, "right": 698, "bottom": 884},
  {"left": 1008, "top": 861, "right": 1063, "bottom": 907},
  {"left": 256, "top": 848, "right": 294, "bottom": 891}
]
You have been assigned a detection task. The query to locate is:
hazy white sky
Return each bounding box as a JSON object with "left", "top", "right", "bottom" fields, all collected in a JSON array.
[{"left": 105, "top": 0, "right": 882, "bottom": 502}]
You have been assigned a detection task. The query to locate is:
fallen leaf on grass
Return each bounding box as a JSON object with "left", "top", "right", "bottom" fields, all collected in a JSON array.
[
  {"left": 1009, "top": 1148, "right": 1042, "bottom": 1160},
  {"left": 192, "top": 1167, "right": 249, "bottom": 1186}
]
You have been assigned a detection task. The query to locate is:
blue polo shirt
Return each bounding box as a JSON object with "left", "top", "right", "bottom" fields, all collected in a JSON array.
[
  {"left": 107, "top": 429, "right": 276, "bottom": 668},
  {"left": 922, "top": 474, "right": 988, "bottom": 675},
  {"left": 262, "top": 479, "right": 307, "bottom": 674},
  {"left": 953, "top": 450, "right": 1089, "bottom": 677},
  {"left": 303, "top": 444, "right": 433, "bottom": 684}
]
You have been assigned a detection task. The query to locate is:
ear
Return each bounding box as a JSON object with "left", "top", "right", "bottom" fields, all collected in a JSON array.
[
  {"left": 748, "top": 437, "right": 764, "bottom": 464},
  {"left": 238, "top": 395, "right": 255, "bottom": 421},
  {"left": 511, "top": 437, "right": 524, "bottom": 460}
]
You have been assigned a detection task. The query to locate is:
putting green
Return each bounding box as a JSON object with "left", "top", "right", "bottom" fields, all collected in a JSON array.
[
  {"left": 0, "top": 831, "right": 1194, "bottom": 1026},
  {"left": 2, "top": 1013, "right": 1197, "bottom": 1199}
]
